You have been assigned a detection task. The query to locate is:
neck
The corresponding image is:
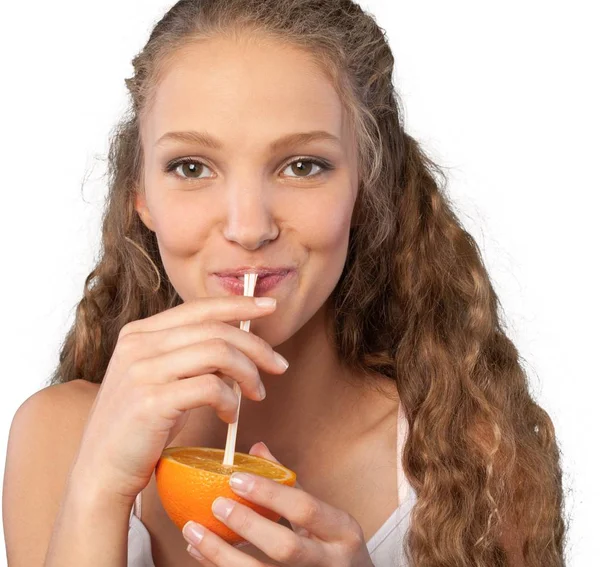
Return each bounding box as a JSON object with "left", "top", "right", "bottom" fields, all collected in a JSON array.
[{"left": 234, "top": 300, "right": 399, "bottom": 469}]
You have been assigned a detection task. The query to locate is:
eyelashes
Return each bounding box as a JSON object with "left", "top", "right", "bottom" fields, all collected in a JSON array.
[{"left": 164, "top": 156, "right": 334, "bottom": 183}]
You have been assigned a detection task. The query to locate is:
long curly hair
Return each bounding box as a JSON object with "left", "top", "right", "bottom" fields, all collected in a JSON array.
[{"left": 46, "top": 1, "right": 568, "bottom": 565}]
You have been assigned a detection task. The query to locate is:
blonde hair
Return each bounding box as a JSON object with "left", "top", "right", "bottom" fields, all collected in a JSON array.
[{"left": 48, "top": 1, "right": 568, "bottom": 565}]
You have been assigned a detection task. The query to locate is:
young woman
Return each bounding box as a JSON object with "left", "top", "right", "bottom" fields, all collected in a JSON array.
[{"left": 4, "top": 1, "right": 566, "bottom": 566}]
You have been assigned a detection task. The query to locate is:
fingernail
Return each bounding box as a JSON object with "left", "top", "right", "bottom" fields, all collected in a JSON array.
[
  {"left": 229, "top": 472, "right": 255, "bottom": 494},
  {"left": 258, "top": 381, "right": 266, "bottom": 400},
  {"left": 183, "top": 521, "right": 205, "bottom": 545},
  {"left": 255, "top": 297, "right": 276, "bottom": 307},
  {"left": 187, "top": 543, "right": 204, "bottom": 560},
  {"left": 258, "top": 441, "right": 272, "bottom": 455},
  {"left": 212, "top": 497, "right": 235, "bottom": 520},
  {"left": 274, "top": 352, "right": 289, "bottom": 370}
]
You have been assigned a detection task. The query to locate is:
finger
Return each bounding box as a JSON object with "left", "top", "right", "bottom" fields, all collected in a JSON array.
[
  {"left": 228, "top": 471, "right": 359, "bottom": 544},
  {"left": 120, "top": 296, "right": 276, "bottom": 336},
  {"left": 160, "top": 374, "right": 240, "bottom": 424},
  {"left": 186, "top": 543, "right": 218, "bottom": 566},
  {"left": 249, "top": 442, "right": 305, "bottom": 490},
  {"left": 249, "top": 441, "right": 279, "bottom": 461},
  {"left": 182, "top": 521, "right": 264, "bottom": 567},
  {"left": 118, "top": 320, "right": 287, "bottom": 380},
  {"left": 128, "top": 338, "right": 265, "bottom": 401},
  {"left": 121, "top": 320, "right": 288, "bottom": 376},
  {"left": 248, "top": 442, "right": 309, "bottom": 536},
  {"left": 211, "top": 497, "right": 319, "bottom": 567},
  {"left": 248, "top": 442, "right": 274, "bottom": 460}
]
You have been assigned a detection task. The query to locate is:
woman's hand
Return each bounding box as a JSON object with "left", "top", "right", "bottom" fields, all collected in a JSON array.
[
  {"left": 182, "top": 442, "right": 375, "bottom": 567},
  {"left": 72, "top": 296, "right": 288, "bottom": 503}
]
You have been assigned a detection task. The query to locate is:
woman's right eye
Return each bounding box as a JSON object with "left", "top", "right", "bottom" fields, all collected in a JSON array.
[{"left": 165, "top": 158, "right": 213, "bottom": 181}]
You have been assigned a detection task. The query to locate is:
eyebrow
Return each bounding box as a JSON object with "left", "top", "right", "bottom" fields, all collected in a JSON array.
[{"left": 154, "top": 129, "right": 341, "bottom": 152}]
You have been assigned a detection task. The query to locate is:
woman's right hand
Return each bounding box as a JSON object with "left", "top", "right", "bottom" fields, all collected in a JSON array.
[{"left": 71, "top": 295, "right": 287, "bottom": 503}]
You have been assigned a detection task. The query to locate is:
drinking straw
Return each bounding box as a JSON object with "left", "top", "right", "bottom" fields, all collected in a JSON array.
[{"left": 222, "top": 272, "right": 259, "bottom": 466}]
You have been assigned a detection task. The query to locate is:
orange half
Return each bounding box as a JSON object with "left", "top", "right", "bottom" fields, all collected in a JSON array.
[{"left": 155, "top": 447, "right": 297, "bottom": 544}]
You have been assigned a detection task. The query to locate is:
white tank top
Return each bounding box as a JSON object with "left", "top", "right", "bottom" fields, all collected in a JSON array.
[{"left": 127, "top": 401, "right": 416, "bottom": 567}]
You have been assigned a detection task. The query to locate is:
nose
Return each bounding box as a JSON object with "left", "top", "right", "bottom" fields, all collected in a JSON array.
[{"left": 221, "top": 181, "right": 279, "bottom": 250}]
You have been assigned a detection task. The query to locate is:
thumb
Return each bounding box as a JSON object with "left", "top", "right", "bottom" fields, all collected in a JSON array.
[
  {"left": 249, "top": 441, "right": 308, "bottom": 537},
  {"left": 249, "top": 441, "right": 279, "bottom": 462},
  {"left": 249, "top": 442, "right": 304, "bottom": 491}
]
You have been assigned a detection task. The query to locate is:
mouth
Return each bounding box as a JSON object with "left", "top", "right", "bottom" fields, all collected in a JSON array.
[{"left": 214, "top": 270, "right": 294, "bottom": 295}]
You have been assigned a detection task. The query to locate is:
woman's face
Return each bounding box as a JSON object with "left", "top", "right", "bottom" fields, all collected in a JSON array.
[{"left": 135, "top": 35, "right": 359, "bottom": 346}]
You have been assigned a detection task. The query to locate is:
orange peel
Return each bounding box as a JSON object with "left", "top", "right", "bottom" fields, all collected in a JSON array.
[{"left": 155, "top": 446, "right": 296, "bottom": 544}]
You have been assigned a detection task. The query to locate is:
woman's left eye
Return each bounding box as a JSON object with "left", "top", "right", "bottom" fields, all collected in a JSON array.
[
  {"left": 164, "top": 157, "right": 332, "bottom": 181},
  {"left": 281, "top": 157, "right": 331, "bottom": 179}
]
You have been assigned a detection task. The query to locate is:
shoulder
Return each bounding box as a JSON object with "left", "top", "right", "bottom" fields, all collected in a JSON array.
[
  {"left": 4, "top": 379, "right": 101, "bottom": 564},
  {"left": 10, "top": 379, "right": 100, "bottom": 438},
  {"left": 6, "top": 379, "right": 101, "bottom": 479}
]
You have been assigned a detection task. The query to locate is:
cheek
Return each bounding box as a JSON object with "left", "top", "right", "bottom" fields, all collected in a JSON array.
[
  {"left": 298, "top": 193, "right": 353, "bottom": 296},
  {"left": 151, "top": 196, "right": 214, "bottom": 256},
  {"left": 301, "top": 192, "right": 353, "bottom": 253}
]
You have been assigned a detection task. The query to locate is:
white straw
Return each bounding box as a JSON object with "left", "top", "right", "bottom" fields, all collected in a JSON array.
[{"left": 222, "top": 272, "right": 259, "bottom": 466}]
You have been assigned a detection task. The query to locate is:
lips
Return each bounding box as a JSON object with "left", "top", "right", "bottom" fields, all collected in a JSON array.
[
  {"left": 215, "top": 270, "right": 294, "bottom": 295},
  {"left": 214, "top": 267, "right": 292, "bottom": 278}
]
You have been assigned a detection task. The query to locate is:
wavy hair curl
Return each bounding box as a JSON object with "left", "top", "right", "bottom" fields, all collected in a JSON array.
[{"left": 47, "top": 1, "right": 568, "bottom": 565}]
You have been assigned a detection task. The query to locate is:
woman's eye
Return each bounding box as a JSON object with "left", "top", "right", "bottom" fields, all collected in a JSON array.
[
  {"left": 165, "top": 157, "right": 332, "bottom": 181},
  {"left": 281, "top": 158, "right": 330, "bottom": 179},
  {"left": 166, "top": 159, "right": 212, "bottom": 180}
]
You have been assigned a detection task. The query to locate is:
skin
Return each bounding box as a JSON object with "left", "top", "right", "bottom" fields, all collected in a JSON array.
[{"left": 133, "top": 34, "right": 401, "bottom": 564}]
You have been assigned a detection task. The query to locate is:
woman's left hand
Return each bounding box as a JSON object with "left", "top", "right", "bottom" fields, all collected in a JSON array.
[{"left": 181, "top": 441, "right": 375, "bottom": 567}]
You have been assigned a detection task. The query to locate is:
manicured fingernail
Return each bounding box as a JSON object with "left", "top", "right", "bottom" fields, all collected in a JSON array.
[
  {"left": 258, "top": 442, "right": 277, "bottom": 460},
  {"left": 212, "top": 497, "right": 235, "bottom": 520},
  {"left": 258, "top": 381, "right": 266, "bottom": 400},
  {"left": 274, "top": 352, "right": 289, "bottom": 370},
  {"left": 187, "top": 543, "right": 204, "bottom": 560},
  {"left": 229, "top": 472, "right": 255, "bottom": 494},
  {"left": 255, "top": 297, "right": 276, "bottom": 307},
  {"left": 183, "top": 521, "right": 205, "bottom": 545}
]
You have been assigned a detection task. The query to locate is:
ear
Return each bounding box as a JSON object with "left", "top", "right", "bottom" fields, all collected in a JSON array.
[{"left": 134, "top": 190, "right": 156, "bottom": 232}]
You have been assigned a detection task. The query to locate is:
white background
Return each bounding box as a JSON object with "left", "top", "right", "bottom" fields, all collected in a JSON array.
[{"left": 1, "top": 1, "right": 597, "bottom": 565}]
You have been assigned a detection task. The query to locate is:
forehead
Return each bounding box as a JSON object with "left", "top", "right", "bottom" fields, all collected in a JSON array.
[{"left": 142, "top": 36, "right": 348, "bottom": 153}]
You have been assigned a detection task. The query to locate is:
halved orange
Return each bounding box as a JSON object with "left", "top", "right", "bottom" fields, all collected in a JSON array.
[{"left": 155, "top": 447, "right": 297, "bottom": 544}]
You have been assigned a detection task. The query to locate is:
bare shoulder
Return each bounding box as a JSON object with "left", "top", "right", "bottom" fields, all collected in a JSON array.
[
  {"left": 3, "top": 379, "right": 101, "bottom": 565},
  {"left": 8, "top": 379, "right": 100, "bottom": 448},
  {"left": 8, "top": 377, "right": 100, "bottom": 450}
]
